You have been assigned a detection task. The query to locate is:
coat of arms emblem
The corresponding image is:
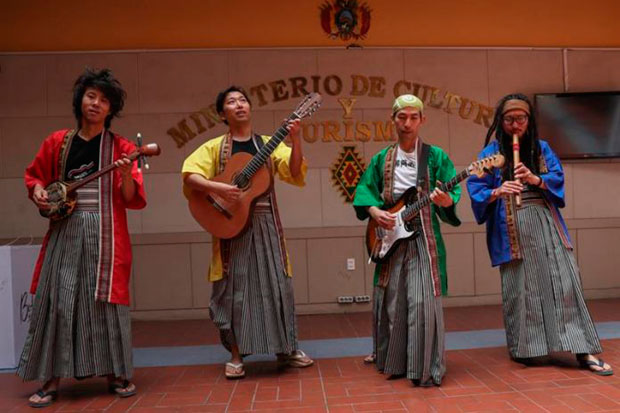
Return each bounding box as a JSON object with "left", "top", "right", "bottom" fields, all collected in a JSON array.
[{"left": 319, "top": 0, "right": 372, "bottom": 42}]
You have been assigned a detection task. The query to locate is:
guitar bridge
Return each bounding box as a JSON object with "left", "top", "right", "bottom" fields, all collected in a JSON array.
[{"left": 205, "top": 195, "right": 233, "bottom": 219}]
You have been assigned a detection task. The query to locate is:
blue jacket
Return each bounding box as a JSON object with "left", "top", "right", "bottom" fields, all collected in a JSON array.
[{"left": 466, "top": 140, "right": 572, "bottom": 266}]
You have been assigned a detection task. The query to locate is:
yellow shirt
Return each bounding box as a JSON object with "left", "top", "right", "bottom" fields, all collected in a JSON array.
[{"left": 182, "top": 134, "right": 307, "bottom": 281}]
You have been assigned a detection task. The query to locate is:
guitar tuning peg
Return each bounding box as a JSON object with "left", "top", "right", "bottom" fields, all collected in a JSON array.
[{"left": 136, "top": 132, "right": 144, "bottom": 172}]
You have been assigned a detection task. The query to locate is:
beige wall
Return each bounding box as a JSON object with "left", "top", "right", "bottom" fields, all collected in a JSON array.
[{"left": 1, "top": 48, "right": 620, "bottom": 319}]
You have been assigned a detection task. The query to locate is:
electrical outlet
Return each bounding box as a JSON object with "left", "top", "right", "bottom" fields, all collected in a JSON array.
[
  {"left": 337, "top": 296, "right": 354, "bottom": 304},
  {"left": 354, "top": 295, "right": 371, "bottom": 303},
  {"left": 346, "top": 258, "right": 355, "bottom": 270}
]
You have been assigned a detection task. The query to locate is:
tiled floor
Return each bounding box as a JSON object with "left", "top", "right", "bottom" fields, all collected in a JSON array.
[{"left": 2, "top": 299, "right": 620, "bottom": 412}]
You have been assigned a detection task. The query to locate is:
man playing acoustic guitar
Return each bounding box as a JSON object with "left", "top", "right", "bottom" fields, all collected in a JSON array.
[
  {"left": 182, "top": 86, "right": 313, "bottom": 379},
  {"left": 353, "top": 94, "right": 461, "bottom": 386},
  {"left": 20, "top": 68, "right": 145, "bottom": 407}
]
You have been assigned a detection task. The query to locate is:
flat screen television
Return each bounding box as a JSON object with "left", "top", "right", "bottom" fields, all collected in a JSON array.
[{"left": 534, "top": 91, "right": 620, "bottom": 159}]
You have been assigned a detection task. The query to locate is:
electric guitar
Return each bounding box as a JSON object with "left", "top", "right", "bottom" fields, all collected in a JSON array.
[
  {"left": 40, "top": 143, "right": 161, "bottom": 221},
  {"left": 188, "top": 93, "right": 322, "bottom": 239},
  {"left": 366, "top": 153, "right": 505, "bottom": 263}
]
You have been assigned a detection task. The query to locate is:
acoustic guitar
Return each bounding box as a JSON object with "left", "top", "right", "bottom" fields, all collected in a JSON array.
[
  {"left": 40, "top": 142, "right": 161, "bottom": 221},
  {"left": 366, "top": 153, "right": 505, "bottom": 263},
  {"left": 188, "top": 92, "right": 322, "bottom": 239}
]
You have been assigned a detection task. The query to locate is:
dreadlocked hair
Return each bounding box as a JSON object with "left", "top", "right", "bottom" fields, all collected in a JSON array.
[{"left": 484, "top": 93, "right": 541, "bottom": 182}]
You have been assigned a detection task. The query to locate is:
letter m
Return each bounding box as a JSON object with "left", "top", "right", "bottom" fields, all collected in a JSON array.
[{"left": 167, "top": 119, "right": 197, "bottom": 148}]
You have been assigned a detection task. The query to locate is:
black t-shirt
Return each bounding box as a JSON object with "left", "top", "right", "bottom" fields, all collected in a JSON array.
[
  {"left": 231, "top": 137, "right": 259, "bottom": 156},
  {"left": 64, "top": 133, "right": 101, "bottom": 181}
]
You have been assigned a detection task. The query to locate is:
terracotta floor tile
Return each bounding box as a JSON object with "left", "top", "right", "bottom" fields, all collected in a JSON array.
[
  {"left": 131, "top": 393, "right": 165, "bottom": 408},
  {"left": 255, "top": 387, "right": 279, "bottom": 401},
  {"left": 177, "top": 405, "right": 228, "bottom": 412},
  {"left": 83, "top": 394, "right": 118, "bottom": 410},
  {"left": 157, "top": 394, "right": 207, "bottom": 406},
  {"left": 458, "top": 399, "right": 517, "bottom": 412},
  {"left": 327, "top": 406, "right": 356, "bottom": 413},
  {"left": 4, "top": 301, "right": 620, "bottom": 412},
  {"left": 350, "top": 400, "right": 404, "bottom": 411}
]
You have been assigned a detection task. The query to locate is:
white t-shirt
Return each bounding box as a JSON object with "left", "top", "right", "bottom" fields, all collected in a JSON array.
[{"left": 392, "top": 146, "right": 417, "bottom": 199}]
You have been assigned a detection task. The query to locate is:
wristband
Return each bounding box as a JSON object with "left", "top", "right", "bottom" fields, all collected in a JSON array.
[{"left": 536, "top": 175, "right": 544, "bottom": 187}]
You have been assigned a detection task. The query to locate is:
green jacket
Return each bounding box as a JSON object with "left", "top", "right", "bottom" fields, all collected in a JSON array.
[{"left": 353, "top": 141, "right": 461, "bottom": 295}]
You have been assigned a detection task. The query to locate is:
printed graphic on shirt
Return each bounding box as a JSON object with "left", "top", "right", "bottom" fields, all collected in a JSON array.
[
  {"left": 393, "top": 148, "right": 417, "bottom": 198},
  {"left": 395, "top": 158, "right": 416, "bottom": 169},
  {"left": 64, "top": 133, "right": 101, "bottom": 181},
  {"left": 67, "top": 161, "right": 97, "bottom": 180}
]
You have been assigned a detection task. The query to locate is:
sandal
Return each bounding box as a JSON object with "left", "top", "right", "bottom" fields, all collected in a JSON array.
[
  {"left": 278, "top": 350, "right": 314, "bottom": 368},
  {"left": 28, "top": 389, "right": 58, "bottom": 408},
  {"left": 108, "top": 379, "right": 137, "bottom": 398},
  {"left": 225, "top": 362, "right": 246, "bottom": 379},
  {"left": 578, "top": 355, "right": 614, "bottom": 376},
  {"left": 363, "top": 353, "right": 376, "bottom": 364}
]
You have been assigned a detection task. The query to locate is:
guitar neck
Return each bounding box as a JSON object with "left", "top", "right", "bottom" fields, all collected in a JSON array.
[
  {"left": 401, "top": 168, "right": 470, "bottom": 221},
  {"left": 239, "top": 113, "right": 300, "bottom": 178},
  {"left": 66, "top": 150, "right": 140, "bottom": 192}
]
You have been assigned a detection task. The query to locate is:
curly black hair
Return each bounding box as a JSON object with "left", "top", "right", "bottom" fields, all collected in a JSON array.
[
  {"left": 215, "top": 85, "right": 252, "bottom": 125},
  {"left": 484, "top": 93, "right": 541, "bottom": 181},
  {"left": 72, "top": 68, "right": 126, "bottom": 129}
]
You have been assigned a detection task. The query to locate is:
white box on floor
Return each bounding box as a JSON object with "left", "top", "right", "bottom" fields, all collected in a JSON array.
[{"left": 0, "top": 245, "right": 40, "bottom": 369}]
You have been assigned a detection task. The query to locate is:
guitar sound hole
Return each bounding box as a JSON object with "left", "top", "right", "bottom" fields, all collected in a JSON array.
[{"left": 234, "top": 173, "right": 250, "bottom": 190}]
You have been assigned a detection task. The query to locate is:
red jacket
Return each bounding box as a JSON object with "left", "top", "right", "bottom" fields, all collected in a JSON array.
[{"left": 24, "top": 129, "right": 146, "bottom": 306}]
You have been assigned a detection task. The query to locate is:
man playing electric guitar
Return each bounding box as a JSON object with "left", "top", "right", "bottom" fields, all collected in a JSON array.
[
  {"left": 182, "top": 86, "right": 313, "bottom": 380},
  {"left": 353, "top": 94, "right": 461, "bottom": 386}
]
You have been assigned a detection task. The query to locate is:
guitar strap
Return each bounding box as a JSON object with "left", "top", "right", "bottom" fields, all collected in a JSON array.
[
  {"left": 252, "top": 132, "right": 265, "bottom": 151},
  {"left": 252, "top": 133, "right": 273, "bottom": 175},
  {"left": 416, "top": 142, "right": 431, "bottom": 190}
]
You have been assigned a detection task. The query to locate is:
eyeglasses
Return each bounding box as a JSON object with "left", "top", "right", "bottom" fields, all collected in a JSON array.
[{"left": 502, "top": 114, "right": 528, "bottom": 125}]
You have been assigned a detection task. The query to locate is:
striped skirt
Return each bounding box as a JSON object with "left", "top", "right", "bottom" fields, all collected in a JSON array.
[
  {"left": 17, "top": 185, "right": 132, "bottom": 382},
  {"left": 209, "top": 205, "right": 298, "bottom": 356},
  {"left": 500, "top": 200, "right": 602, "bottom": 359},
  {"left": 374, "top": 234, "right": 445, "bottom": 385}
]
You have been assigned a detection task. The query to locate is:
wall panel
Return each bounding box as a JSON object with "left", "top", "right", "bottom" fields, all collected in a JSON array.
[{"left": 2, "top": 47, "right": 619, "bottom": 317}]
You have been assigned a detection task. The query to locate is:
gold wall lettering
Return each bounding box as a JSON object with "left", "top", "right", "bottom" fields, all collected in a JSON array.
[
  {"left": 337, "top": 97, "right": 357, "bottom": 118},
  {"left": 392, "top": 80, "right": 494, "bottom": 126},
  {"left": 301, "top": 120, "right": 394, "bottom": 143},
  {"left": 167, "top": 74, "right": 494, "bottom": 148}
]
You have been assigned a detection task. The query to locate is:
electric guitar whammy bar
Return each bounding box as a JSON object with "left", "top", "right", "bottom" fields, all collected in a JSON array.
[{"left": 366, "top": 153, "right": 505, "bottom": 264}]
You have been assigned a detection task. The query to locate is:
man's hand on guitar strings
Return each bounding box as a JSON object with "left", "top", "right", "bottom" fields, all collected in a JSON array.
[
  {"left": 430, "top": 181, "right": 453, "bottom": 208},
  {"left": 213, "top": 182, "right": 242, "bottom": 203},
  {"left": 369, "top": 206, "right": 397, "bottom": 230},
  {"left": 33, "top": 184, "right": 50, "bottom": 209}
]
